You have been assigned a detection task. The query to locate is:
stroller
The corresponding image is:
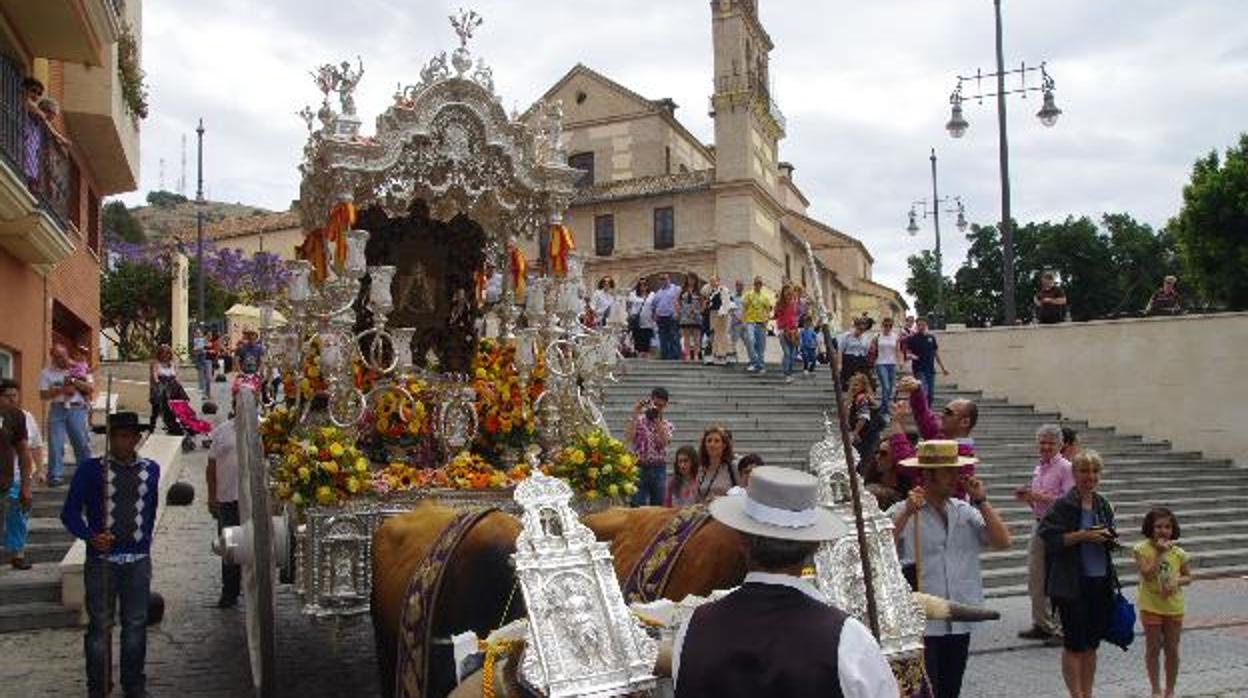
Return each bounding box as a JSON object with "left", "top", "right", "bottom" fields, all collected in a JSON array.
[{"left": 151, "top": 375, "right": 212, "bottom": 451}]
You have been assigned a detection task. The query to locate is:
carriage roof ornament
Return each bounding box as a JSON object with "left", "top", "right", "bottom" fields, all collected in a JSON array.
[{"left": 512, "top": 473, "right": 658, "bottom": 697}]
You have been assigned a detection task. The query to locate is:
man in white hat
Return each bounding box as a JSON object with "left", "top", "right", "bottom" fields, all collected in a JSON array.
[
  {"left": 888, "top": 440, "right": 1011, "bottom": 698},
  {"left": 673, "top": 466, "right": 897, "bottom": 698}
]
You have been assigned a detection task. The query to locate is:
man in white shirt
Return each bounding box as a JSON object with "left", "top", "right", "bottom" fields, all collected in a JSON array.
[
  {"left": 38, "top": 344, "right": 93, "bottom": 487},
  {"left": 206, "top": 407, "right": 240, "bottom": 608},
  {"left": 673, "top": 466, "right": 897, "bottom": 698}
]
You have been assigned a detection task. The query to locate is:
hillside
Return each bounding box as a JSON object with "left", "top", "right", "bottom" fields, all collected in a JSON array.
[{"left": 130, "top": 196, "right": 273, "bottom": 239}]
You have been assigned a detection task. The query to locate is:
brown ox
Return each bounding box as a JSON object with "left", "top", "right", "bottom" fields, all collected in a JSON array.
[{"left": 370, "top": 505, "right": 747, "bottom": 698}]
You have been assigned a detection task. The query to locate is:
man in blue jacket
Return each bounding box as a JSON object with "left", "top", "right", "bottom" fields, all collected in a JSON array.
[{"left": 62, "top": 411, "right": 159, "bottom": 698}]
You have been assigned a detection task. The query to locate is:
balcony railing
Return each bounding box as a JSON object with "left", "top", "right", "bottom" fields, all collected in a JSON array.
[
  {"left": 712, "top": 72, "right": 786, "bottom": 132},
  {"left": 0, "top": 56, "right": 75, "bottom": 228}
]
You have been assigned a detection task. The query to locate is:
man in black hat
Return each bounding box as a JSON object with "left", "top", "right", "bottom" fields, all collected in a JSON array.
[
  {"left": 673, "top": 466, "right": 897, "bottom": 697},
  {"left": 62, "top": 411, "right": 160, "bottom": 698}
]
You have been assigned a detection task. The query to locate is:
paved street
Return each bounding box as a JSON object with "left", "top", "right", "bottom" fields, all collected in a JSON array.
[{"left": 2, "top": 445, "right": 1246, "bottom": 697}]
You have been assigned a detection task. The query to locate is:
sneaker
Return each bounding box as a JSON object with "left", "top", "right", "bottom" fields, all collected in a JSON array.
[
  {"left": 746, "top": 365, "right": 760, "bottom": 373},
  {"left": 1043, "top": 634, "right": 1064, "bottom": 647},
  {"left": 46, "top": 477, "right": 64, "bottom": 488},
  {"left": 756, "top": 367, "right": 766, "bottom": 375},
  {"left": 784, "top": 375, "right": 794, "bottom": 384}
]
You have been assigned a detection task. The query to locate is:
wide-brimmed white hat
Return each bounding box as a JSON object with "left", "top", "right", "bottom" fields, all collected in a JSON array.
[{"left": 708, "top": 466, "right": 846, "bottom": 542}]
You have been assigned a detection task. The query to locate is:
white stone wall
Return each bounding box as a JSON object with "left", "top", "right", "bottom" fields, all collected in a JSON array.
[{"left": 936, "top": 313, "right": 1248, "bottom": 466}]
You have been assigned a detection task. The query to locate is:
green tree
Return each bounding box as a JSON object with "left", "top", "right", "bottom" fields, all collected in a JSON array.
[
  {"left": 905, "top": 250, "right": 960, "bottom": 322},
  {"left": 1169, "top": 133, "right": 1248, "bottom": 309},
  {"left": 1102, "top": 213, "right": 1181, "bottom": 314},
  {"left": 1017, "top": 216, "right": 1115, "bottom": 322},
  {"left": 145, "top": 190, "right": 189, "bottom": 208},
  {"left": 102, "top": 200, "right": 145, "bottom": 243},
  {"left": 101, "top": 259, "right": 173, "bottom": 360}
]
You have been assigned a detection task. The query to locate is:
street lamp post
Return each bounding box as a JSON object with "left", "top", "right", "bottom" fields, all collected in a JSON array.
[
  {"left": 195, "top": 118, "right": 206, "bottom": 328},
  {"left": 907, "top": 148, "right": 967, "bottom": 328},
  {"left": 944, "top": 0, "right": 1062, "bottom": 325}
]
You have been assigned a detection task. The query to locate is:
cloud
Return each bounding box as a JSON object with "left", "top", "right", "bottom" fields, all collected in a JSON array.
[{"left": 121, "top": 0, "right": 1248, "bottom": 300}]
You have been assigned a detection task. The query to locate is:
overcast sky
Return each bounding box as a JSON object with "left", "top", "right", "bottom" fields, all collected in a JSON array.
[{"left": 120, "top": 0, "right": 1248, "bottom": 298}]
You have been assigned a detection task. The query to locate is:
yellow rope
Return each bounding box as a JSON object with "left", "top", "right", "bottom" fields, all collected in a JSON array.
[{"left": 478, "top": 638, "right": 521, "bottom": 698}]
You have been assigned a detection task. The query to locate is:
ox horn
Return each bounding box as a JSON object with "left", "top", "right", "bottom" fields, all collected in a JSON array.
[{"left": 914, "top": 592, "right": 1001, "bottom": 622}]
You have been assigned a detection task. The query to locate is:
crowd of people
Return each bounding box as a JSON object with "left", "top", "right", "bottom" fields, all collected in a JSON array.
[{"left": 623, "top": 362, "right": 1193, "bottom": 698}]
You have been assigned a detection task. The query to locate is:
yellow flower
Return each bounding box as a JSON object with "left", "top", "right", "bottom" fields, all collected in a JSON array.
[
  {"left": 607, "top": 484, "right": 619, "bottom": 497},
  {"left": 624, "top": 483, "right": 638, "bottom": 496},
  {"left": 323, "top": 460, "right": 339, "bottom": 475},
  {"left": 601, "top": 464, "right": 613, "bottom": 475},
  {"left": 329, "top": 443, "right": 345, "bottom": 458},
  {"left": 297, "top": 467, "right": 310, "bottom": 482},
  {"left": 355, "top": 457, "right": 369, "bottom": 473},
  {"left": 586, "top": 434, "right": 600, "bottom": 448},
  {"left": 587, "top": 467, "right": 599, "bottom": 480},
  {"left": 315, "top": 486, "right": 334, "bottom": 504},
  {"left": 569, "top": 449, "right": 586, "bottom": 465},
  {"left": 304, "top": 444, "right": 318, "bottom": 456},
  {"left": 585, "top": 489, "right": 600, "bottom": 500},
  {"left": 475, "top": 368, "right": 488, "bottom": 380},
  {"left": 291, "top": 492, "right": 304, "bottom": 506},
  {"left": 619, "top": 454, "right": 635, "bottom": 468},
  {"left": 346, "top": 478, "right": 360, "bottom": 493}
]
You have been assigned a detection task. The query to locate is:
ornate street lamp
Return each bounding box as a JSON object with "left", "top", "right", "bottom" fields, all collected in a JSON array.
[
  {"left": 944, "top": 0, "right": 1063, "bottom": 325},
  {"left": 906, "top": 149, "right": 966, "bottom": 328}
]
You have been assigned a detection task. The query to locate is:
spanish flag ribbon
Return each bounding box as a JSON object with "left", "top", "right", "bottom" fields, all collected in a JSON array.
[
  {"left": 474, "top": 269, "right": 488, "bottom": 306},
  {"left": 324, "top": 201, "right": 357, "bottom": 273},
  {"left": 297, "top": 227, "right": 329, "bottom": 283},
  {"left": 548, "top": 223, "right": 574, "bottom": 277},
  {"left": 510, "top": 246, "right": 527, "bottom": 297}
]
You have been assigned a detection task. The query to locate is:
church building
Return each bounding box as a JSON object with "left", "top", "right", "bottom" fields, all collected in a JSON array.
[{"left": 530, "top": 0, "right": 905, "bottom": 326}]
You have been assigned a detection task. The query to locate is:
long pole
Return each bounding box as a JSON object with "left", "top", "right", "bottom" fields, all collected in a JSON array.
[
  {"left": 929, "top": 148, "right": 944, "bottom": 325},
  {"left": 994, "top": 0, "right": 1016, "bottom": 325},
  {"left": 195, "top": 119, "right": 206, "bottom": 328}
]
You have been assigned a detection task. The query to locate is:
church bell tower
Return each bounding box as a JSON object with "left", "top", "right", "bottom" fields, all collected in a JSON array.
[
  {"left": 709, "top": 0, "right": 788, "bottom": 287},
  {"left": 710, "top": 0, "right": 786, "bottom": 190}
]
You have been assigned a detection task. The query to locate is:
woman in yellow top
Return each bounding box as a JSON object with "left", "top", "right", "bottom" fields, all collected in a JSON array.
[{"left": 1132, "top": 507, "right": 1191, "bottom": 698}]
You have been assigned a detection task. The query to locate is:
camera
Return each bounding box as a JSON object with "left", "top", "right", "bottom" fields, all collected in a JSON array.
[{"left": 640, "top": 399, "right": 659, "bottom": 421}]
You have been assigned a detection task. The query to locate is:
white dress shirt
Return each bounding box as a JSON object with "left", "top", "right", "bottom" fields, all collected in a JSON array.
[{"left": 888, "top": 497, "right": 988, "bottom": 636}]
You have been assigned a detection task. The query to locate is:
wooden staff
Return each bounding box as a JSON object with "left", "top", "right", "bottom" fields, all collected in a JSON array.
[
  {"left": 102, "top": 372, "right": 114, "bottom": 695},
  {"left": 801, "top": 241, "right": 880, "bottom": 639}
]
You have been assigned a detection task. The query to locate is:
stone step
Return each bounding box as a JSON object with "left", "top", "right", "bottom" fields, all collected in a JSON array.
[
  {"left": 0, "top": 564, "right": 63, "bottom": 605},
  {"left": 979, "top": 529, "right": 1248, "bottom": 571},
  {"left": 984, "top": 561, "right": 1248, "bottom": 598},
  {"left": 22, "top": 517, "right": 74, "bottom": 545},
  {"left": 0, "top": 601, "right": 79, "bottom": 633},
  {"left": 7, "top": 542, "right": 72, "bottom": 565}
]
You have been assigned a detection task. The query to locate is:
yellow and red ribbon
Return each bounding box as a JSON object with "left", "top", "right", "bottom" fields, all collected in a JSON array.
[
  {"left": 510, "top": 246, "right": 527, "bottom": 297},
  {"left": 324, "top": 201, "right": 356, "bottom": 272},
  {"left": 296, "top": 201, "right": 357, "bottom": 283},
  {"left": 547, "top": 223, "right": 574, "bottom": 277}
]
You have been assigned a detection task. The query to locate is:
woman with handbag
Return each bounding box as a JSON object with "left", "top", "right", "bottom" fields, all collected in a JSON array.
[
  {"left": 1039, "top": 451, "right": 1121, "bottom": 698},
  {"left": 772, "top": 283, "right": 800, "bottom": 384}
]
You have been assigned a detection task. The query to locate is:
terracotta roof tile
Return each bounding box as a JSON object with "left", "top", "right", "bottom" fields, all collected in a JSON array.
[{"left": 172, "top": 210, "right": 301, "bottom": 244}]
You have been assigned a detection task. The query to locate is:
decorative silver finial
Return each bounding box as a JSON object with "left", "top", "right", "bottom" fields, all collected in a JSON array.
[
  {"left": 309, "top": 57, "right": 365, "bottom": 116},
  {"left": 449, "top": 9, "right": 483, "bottom": 77},
  {"left": 450, "top": 8, "right": 483, "bottom": 48}
]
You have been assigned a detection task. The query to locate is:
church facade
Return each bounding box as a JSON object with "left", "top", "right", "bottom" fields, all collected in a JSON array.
[{"left": 528, "top": 0, "right": 905, "bottom": 327}]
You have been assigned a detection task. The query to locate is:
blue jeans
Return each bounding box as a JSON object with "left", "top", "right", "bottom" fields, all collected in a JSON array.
[
  {"left": 48, "top": 403, "right": 92, "bottom": 482},
  {"left": 631, "top": 463, "right": 667, "bottom": 506},
  {"left": 5, "top": 481, "right": 27, "bottom": 553},
  {"left": 747, "top": 323, "right": 768, "bottom": 370},
  {"left": 914, "top": 367, "right": 936, "bottom": 407},
  {"left": 194, "top": 353, "right": 212, "bottom": 395},
  {"left": 656, "top": 315, "right": 680, "bottom": 360},
  {"left": 780, "top": 333, "right": 798, "bottom": 376},
  {"left": 85, "top": 556, "right": 152, "bottom": 696},
  {"left": 801, "top": 346, "right": 818, "bottom": 372},
  {"left": 876, "top": 364, "right": 897, "bottom": 408}
]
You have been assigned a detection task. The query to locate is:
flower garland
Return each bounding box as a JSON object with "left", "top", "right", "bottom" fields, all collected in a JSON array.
[
  {"left": 259, "top": 406, "right": 296, "bottom": 456},
  {"left": 548, "top": 429, "right": 638, "bottom": 501},
  {"left": 272, "top": 426, "right": 372, "bottom": 507},
  {"left": 471, "top": 339, "right": 540, "bottom": 466},
  {"left": 283, "top": 336, "right": 327, "bottom": 402}
]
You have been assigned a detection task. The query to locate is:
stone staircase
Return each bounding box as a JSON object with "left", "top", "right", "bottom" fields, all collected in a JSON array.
[
  {"left": 0, "top": 458, "right": 85, "bottom": 632},
  {"left": 603, "top": 359, "right": 1248, "bottom": 598}
]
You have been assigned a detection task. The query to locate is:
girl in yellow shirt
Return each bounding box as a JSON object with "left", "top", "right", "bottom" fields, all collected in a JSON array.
[{"left": 1133, "top": 507, "right": 1191, "bottom": 698}]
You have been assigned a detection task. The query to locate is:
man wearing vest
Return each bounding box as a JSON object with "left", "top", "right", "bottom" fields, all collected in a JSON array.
[
  {"left": 673, "top": 466, "right": 897, "bottom": 698},
  {"left": 62, "top": 411, "right": 160, "bottom": 698}
]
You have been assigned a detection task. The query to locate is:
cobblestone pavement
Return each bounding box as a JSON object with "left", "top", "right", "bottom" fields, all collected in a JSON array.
[{"left": 2, "top": 444, "right": 1246, "bottom": 696}]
